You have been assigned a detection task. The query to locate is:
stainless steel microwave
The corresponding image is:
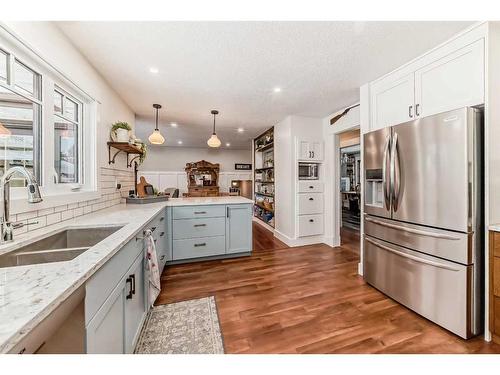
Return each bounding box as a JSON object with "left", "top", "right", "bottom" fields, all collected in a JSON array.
[{"left": 298, "top": 163, "right": 319, "bottom": 180}]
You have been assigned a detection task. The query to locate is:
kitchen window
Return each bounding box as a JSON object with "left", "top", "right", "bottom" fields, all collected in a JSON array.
[
  {"left": 53, "top": 88, "right": 82, "bottom": 184},
  {"left": 0, "top": 36, "right": 96, "bottom": 202},
  {"left": 0, "top": 56, "right": 42, "bottom": 187}
]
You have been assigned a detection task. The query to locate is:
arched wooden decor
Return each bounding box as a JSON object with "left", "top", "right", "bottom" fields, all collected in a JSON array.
[{"left": 185, "top": 160, "right": 220, "bottom": 197}]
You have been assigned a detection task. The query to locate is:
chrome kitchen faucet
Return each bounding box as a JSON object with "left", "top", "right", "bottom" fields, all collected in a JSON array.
[{"left": 0, "top": 166, "right": 43, "bottom": 243}]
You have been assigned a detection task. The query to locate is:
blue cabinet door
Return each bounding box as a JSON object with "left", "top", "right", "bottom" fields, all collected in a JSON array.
[{"left": 225, "top": 204, "right": 252, "bottom": 254}]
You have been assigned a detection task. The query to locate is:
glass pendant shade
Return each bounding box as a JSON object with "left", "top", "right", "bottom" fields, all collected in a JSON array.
[
  {"left": 149, "top": 103, "right": 165, "bottom": 145},
  {"left": 207, "top": 109, "right": 221, "bottom": 148},
  {"left": 149, "top": 129, "right": 165, "bottom": 145},
  {"left": 207, "top": 133, "right": 221, "bottom": 148}
]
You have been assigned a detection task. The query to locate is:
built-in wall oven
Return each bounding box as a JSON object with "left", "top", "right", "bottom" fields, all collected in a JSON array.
[{"left": 298, "top": 163, "right": 319, "bottom": 180}]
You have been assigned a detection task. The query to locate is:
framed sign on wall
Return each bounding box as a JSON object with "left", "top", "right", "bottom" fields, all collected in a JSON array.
[{"left": 235, "top": 163, "right": 252, "bottom": 171}]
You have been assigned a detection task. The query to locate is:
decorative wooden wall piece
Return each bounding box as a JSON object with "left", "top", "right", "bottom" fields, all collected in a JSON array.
[{"left": 185, "top": 160, "right": 220, "bottom": 187}]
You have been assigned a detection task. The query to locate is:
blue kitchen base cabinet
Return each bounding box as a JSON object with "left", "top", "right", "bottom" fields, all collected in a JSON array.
[
  {"left": 168, "top": 203, "right": 252, "bottom": 262},
  {"left": 226, "top": 204, "right": 253, "bottom": 254}
]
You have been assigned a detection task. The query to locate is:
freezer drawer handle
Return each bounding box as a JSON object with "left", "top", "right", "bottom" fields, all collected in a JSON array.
[
  {"left": 309, "top": 197, "right": 314, "bottom": 201},
  {"left": 365, "top": 217, "right": 461, "bottom": 240},
  {"left": 365, "top": 237, "right": 460, "bottom": 271}
]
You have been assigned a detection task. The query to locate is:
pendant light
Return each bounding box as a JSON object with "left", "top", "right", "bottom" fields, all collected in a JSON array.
[
  {"left": 148, "top": 104, "right": 165, "bottom": 145},
  {"left": 207, "top": 109, "right": 221, "bottom": 148}
]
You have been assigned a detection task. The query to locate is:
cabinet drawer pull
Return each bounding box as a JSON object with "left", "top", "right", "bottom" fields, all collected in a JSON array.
[
  {"left": 309, "top": 186, "right": 314, "bottom": 189},
  {"left": 194, "top": 211, "right": 207, "bottom": 214},
  {"left": 194, "top": 224, "right": 207, "bottom": 227},
  {"left": 408, "top": 105, "right": 413, "bottom": 118},
  {"left": 160, "top": 255, "right": 165, "bottom": 260},
  {"left": 194, "top": 243, "right": 206, "bottom": 247},
  {"left": 160, "top": 217, "right": 164, "bottom": 221},
  {"left": 130, "top": 274, "right": 136, "bottom": 295},
  {"left": 309, "top": 197, "right": 314, "bottom": 201},
  {"left": 151, "top": 226, "right": 157, "bottom": 232},
  {"left": 309, "top": 219, "right": 314, "bottom": 222},
  {"left": 312, "top": 151, "right": 315, "bottom": 158},
  {"left": 160, "top": 231, "right": 165, "bottom": 237},
  {"left": 126, "top": 277, "right": 133, "bottom": 299}
]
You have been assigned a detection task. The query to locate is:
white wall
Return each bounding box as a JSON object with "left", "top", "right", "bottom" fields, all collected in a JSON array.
[
  {"left": 322, "top": 105, "right": 361, "bottom": 247},
  {"left": 1, "top": 22, "right": 135, "bottom": 220},
  {"left": 275, "top": 115, "right": 323, "bottom": 242},
  {"left": 139, "top": 146, "right": 251, "bottom": 172}
]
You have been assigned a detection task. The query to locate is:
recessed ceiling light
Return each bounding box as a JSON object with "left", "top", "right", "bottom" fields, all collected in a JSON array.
[
  {"left": 273, "top": 87, "right": 282, "bottom": 93},
  {"left": 149, "top": 67, "right": 159, "bottom": 74},
  {"left": 237, "top": 128, "right": 244, "bottom": 133},
  {"left": 171, "top": 122, "right": 178, "bottom": 128},
  {"left": 177, "top": 140, "right": 183, "bottom": 145},
  {"left": 226, "top": 143, "right": 231, "bottom": 147}
]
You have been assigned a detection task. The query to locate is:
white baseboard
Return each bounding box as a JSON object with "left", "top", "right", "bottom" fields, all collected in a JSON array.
[
  {"left": 252, "top": 217, "right": 275, "bottom": 233},
  {"left": 358, "top": 262, "right": 363, "bottom": 276},
  {"left": 274, "top": 229, "right": 325, "bottom": 247}
]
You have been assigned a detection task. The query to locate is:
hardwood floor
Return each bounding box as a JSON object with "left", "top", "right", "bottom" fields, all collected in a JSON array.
[{"left": 157, "top": 222, "right": 500, "bottom": 353}]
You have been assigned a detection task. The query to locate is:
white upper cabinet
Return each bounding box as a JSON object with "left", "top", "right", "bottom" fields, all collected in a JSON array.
[
  {"left": 298, "top": 139, "right": 323, "bottom": 161},
  {"left": 414, "top": 39, "right": 484, "bottom": 118},
  {"left": 366, "top": 25, "right": 486, "bottom": 133},
  {"left": 370, "top": 73, "right": 415, "bottom": 131}
]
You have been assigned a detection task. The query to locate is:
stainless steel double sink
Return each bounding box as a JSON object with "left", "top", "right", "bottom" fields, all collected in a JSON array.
[{"left": 0, "top": 226, "right": 123, "bottom": 268}]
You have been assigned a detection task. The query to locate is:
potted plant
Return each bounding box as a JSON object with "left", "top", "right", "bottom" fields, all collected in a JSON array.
[
  {"left": 139, "top": 142, "right": 147, "bottom": 164},
  {"left": 111, "top": 122, "right": 132, "bottom": 142}
]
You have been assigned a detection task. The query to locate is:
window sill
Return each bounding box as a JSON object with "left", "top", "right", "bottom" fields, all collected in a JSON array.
[{"left": 10, "top": 189, "right": 101, "bottom": 215}]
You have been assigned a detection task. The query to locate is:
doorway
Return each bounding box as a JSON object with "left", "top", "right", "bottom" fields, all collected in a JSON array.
[{"left": 338, "top": 129, "right": 361, "bottom": 243}]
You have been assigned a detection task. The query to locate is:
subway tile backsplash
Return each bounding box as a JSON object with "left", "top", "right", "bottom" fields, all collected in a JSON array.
[{"left": 12, "top": 167, "right": 134, "bottom": 236}]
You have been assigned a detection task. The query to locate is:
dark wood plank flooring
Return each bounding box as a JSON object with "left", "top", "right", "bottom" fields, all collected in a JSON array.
[{"left": 157, "top": 222, "right": 500, "bottom": 353}]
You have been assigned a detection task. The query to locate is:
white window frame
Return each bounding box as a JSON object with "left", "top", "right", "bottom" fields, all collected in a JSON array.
[{"left": 0, "top": 29, "right": 99, "bottom": 210}]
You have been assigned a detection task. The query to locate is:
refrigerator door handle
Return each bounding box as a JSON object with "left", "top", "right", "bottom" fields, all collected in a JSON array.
[
  {"left": 382, "top": 134, "right": 391, "bottom": 210},
  {"left": 391, "top": 132, "right": 401, "bottom": 212},
  {"left": 365, "top": 237, "right": 460, "bottom": 271},
  {"left": 364, "top": 216, "right": 462, "bottom": 240}
]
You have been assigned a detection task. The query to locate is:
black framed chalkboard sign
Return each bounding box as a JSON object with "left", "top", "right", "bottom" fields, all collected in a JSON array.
[{"left": 235, "top": 163, "right": 252, "bottom": 170}]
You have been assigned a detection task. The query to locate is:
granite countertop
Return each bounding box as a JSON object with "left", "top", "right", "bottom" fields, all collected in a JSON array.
[
  {"left": 0, "top": 196, "right": 253, "bottom": 353},
  {"left": 489, "top": 224, "right": 500, "bottom": 232}
]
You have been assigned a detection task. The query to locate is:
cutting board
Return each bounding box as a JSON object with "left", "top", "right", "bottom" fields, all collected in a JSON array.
[{"left": 136, "top": 176, "right": 153, "bottom": 198}]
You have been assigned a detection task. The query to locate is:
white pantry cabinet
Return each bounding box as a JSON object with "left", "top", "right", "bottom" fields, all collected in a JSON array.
[
  {"left": 368, "top": 35, "right": 485, "bottom": 132},
  {"left": 298, "top": 139, "right": 323, "bottom": 161}
]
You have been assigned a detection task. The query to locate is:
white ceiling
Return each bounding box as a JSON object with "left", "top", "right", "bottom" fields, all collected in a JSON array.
[{"left": 56, "top": 21, "right": 473, "bottom": 149}]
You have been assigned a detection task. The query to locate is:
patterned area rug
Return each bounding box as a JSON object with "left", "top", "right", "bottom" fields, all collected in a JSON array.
[{"left": 135, "top": 296, "right": 225, "bottom": 354}]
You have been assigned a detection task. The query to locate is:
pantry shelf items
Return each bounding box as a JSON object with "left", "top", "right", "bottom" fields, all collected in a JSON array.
[{"left": 253, "top": 127, "right": 275, "bottom": 228}]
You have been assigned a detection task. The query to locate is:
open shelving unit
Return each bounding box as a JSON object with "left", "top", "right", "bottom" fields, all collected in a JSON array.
[{"left": 253, "top": 127, "right": 275, "bottom": 228}]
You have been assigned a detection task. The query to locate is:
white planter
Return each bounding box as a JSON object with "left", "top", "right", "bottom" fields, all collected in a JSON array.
[{"left": 115, "top": 128, "right": 130, "bottom": 142}]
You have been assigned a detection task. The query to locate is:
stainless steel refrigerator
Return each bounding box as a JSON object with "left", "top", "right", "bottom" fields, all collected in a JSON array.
[{"left": 363, "top": 107, "right": 483, "bottom": 339}]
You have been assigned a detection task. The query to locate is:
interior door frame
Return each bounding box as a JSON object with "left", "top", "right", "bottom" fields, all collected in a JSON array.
[{"left": 329, "top": 124, "right": 361, "bottom": 249}]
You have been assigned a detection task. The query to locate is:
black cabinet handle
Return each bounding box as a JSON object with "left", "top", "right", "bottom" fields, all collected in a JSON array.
[
  {"left": 309, "top": 197, "right": 314, "bottom": 201},
  {"left": 312, "top": 151, "right": 315, "bottom": 158},
  {"left": 130, "top": 274, "right": 136, "bottom": 295},
  {"left": 126, "top": 277, "right": 133, "bottom": 299},
  {"left": 151, "top": 226, "right": 157, "bottom": 232},
  {"left": 309, "top": 186, "right": 314, "bottom": 189},
  {"left": 194, "top": 243, "right": 206, "bottom": 247},
  {"left": 160, "top": 255, "right": 165, "bottom": 261},
  {"left": 160, "top": 231, "right": 165, "bottom": 237},
  {"left": 416, "top": 103, "right": 420, "bottom": 116},
  {"left": 309, "top": 219, "right": 314, "bottom": 222},
  {"left": 160, "top": 217, "right": 164, "bottom": 221},
  {"left": 194, "top": 224, "right": 207, "bottom": 227},
  {"left": 194, "top": 211, "right": 207, "bottom": 214}
]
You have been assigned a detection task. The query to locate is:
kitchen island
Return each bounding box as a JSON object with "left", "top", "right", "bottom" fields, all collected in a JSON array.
[{"left": 0, "top": 196, "right": 252, "bottom": 354}]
